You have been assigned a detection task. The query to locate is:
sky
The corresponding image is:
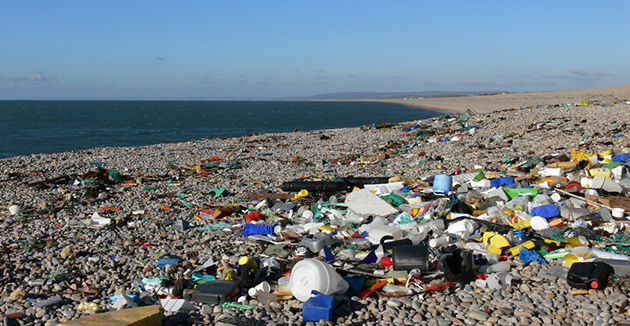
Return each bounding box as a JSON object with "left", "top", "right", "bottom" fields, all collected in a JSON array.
[{"left": 1, "top": 1, "right": 629, "bottom": 99}]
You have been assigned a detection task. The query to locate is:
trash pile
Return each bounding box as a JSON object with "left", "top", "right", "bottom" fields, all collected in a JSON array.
[{"left": 3, "top": 103, "right": 630, "bottom": 325}]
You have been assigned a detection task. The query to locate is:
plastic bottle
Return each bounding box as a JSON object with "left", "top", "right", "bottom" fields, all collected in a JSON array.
[
  {"left": 359, "top": 217, "right": 388, "bottom": 235},
  {"left": 502, "top": 196, "right": 529, "bottom": 211},
  {"left": 429, "top": 235, "right": 451, "bottom": 248},
  {"left": 258, "top": 292, "right": 278, "bottom": 305},
  {"left": 382, "top": 283, "right": 413, "bottom": 295},
  {"left": 513, "top": 231, "right": 527, "bottom": 245},
  {"left": 482, "top": 261, "right": 511, "bottom": 273},
  {"left": 541, "top": 266, "right": 568, "bottom": 278}
]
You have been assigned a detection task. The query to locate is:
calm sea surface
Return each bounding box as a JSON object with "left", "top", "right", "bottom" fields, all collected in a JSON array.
[{"left": 0, "top": 100, "right": 443, "bottom": 158}]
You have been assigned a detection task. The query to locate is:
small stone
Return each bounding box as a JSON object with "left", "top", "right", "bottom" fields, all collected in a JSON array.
[
  {"left": 515, "top": 311, "right": 533, "bottom": 318},
  {"left": 10, "top": 288, "right": 26, "bottom": 301},
  {"left": 60, "top": 246, "right": 74, "bottom": 259},
  {"left": 387, "top": 299, "right": 402, "bottom": 308},
  {"left": 469, "top": 310, "right": 489, "bottom": 321},
  {"left": 399, "top": 297, "right": 412, "bottom": 306}
]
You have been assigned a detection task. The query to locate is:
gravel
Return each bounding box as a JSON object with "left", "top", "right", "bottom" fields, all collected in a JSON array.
[{"left": 2, "top": 102, "right": 630, "bottom": 325}]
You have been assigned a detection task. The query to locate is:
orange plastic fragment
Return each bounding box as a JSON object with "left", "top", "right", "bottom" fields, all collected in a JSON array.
[
  {"left": 99, "top": 206, "right": 122, "bottom": 210},
  {"left": 426, "top": 281, "right": 452, "bottom": 292},
  {"left": 359, "top": 279, "right": 387, "bottom": 299}
]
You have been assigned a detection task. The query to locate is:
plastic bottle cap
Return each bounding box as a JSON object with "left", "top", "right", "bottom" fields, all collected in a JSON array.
[{"left": 590, "top": 281, "right": 599, "bottom": 289}]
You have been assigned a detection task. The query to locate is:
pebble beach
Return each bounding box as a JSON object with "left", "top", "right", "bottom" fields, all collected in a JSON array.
[{"left": 2, "top": 97, "right": 630, "bottom": 326}]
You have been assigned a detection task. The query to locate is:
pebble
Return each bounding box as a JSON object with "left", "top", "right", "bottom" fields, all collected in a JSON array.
[
  {"left": 1, "top": 103, "right": 629, "bottom": 326},
  {"left": 468, "top": 310, "right": 489, "bottom": 321}
]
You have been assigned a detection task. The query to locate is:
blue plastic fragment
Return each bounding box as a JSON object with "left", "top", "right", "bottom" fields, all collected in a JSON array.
[
  {"left": 361, "top": 248, "right": 378, "bottom": 263},
  {"left": 520, "top": 247, "right": 547, "bottom": 264},
  {"left": 243, "top": 224, "right": 274, "bottom": 237},
  {"left": 303, "top": 290, "right": 336, "bottom": 321},
  {"left": 109, "top": 293, "right": 141, "bottom": 305},
  {"left": 192, "top": 273, "right": 217, "bottom": 284},
  {"left": 613, "top": 153, "right": 630, "bottom": 162},
  {"left": 323, "top": 246, "right": 335, "bottom": 261},
  {"left": 156, "top": 257, "right": 182, "bottom": 267},
  {"left": 342, "top": 274, "right": 366, "bottom": 297},
  {"left": 531, "top": 204, "right": 560, "bottom": 219},
  {"left": 490, "top": 177, "right": 515, "bottom": 188}
]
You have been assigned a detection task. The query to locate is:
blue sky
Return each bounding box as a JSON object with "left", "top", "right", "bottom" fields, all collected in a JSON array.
[{"left": 1, "top": 1, "right": 629, "bottom": 99}]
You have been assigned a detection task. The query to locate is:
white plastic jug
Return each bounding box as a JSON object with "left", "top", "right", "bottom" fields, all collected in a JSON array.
[{"left": 289, "top": 259, "right": 349, "bottom": 302}]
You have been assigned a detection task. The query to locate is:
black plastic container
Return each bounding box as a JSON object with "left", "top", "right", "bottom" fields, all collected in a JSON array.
[
  {"left": 280, "top": 177, "right": 391, "bottom": 192},
  {"left": 344, "top": 177, "right": 391, "bottom": 188},
  {"left": 439, "top": 248, "right": 474, "bottom": 283},
  {"left": 567, "top": 262, "right": 613, "bottom": 289},
  {"left": 392, "top": 244, "right": 430, "bottom": 271},
  {"left": 281, "top": 179, "right": 347, "bottom": 192},
  {"left": 381, "top": 238, "right": 413, "bottom": 252},
  {"left": 183, "top": 280, "right": 241, "bottom": 304}
]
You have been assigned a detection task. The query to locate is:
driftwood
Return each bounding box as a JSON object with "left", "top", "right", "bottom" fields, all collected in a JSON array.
[
  {"left": 584, "top": 193, "right": 630, "bottom": 212},
  {"left": 25, "top": 175, "right": 72, "bottom": 188}
]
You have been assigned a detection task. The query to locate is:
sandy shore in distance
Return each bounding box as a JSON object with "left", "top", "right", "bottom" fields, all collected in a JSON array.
[{"left": 367, "top": 84, "right": 630, "bottom": 114}]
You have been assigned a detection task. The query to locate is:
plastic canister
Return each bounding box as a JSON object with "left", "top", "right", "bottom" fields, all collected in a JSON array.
[
  {"left": 367, "top": 225, "right": 403, "bottom": 244},
  {"left": 289, "top": 259, "right": 349, "bottom": 302},
  {"left": 428, "top": 235, "right": 451, "bottom": 248},
  {"left": 432, "top": 174, "right": 453, "bottom": 194},
  {"left": 243, "top": 224, "right": 274, "bottom": 237},
  {"left": 446, "top": 219, "right": 477, "bottom": 235},
  {"left": 612, "top": 208, "right": 626, "bottom": 219},
  {"left": 303, "top": 291, "right": 336, "bottom": 321},
  {"left": 300, "top": 233, "right": 335, "bottom": 253},
  {"left": 392, "top": 244, "right": 430, "bottom": 271}
]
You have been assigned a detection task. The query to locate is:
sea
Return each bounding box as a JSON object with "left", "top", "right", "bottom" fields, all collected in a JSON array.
[{"left": 0, "top": 100, "right": 444, "bottom": 158}]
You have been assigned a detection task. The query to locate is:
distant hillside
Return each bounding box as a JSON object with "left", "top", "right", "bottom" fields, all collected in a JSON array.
[{"left": 286, "top": 91, "right": 503, "bottom": 100}]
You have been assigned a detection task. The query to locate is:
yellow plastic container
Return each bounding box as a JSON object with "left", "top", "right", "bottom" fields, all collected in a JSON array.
[
  {"left": 564, "top": 236, "right": 589, "bottom": 247},
  {"left": 509, "top": 240, "right": 535, "bottom": 256},
  {"left": 563, "top": 247, "right": 591, "bottom": 267},
  {"left": 238, "top": 256, "right": 259, "bottom": 269},
  {"left": 510, "top": 219, "right": 531, "bottom": 230},
  {"left": 589, "top": 168, "right": 612, "bottom": 178}
]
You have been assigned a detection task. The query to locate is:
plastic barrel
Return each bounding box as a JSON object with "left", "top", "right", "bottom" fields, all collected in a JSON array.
[{"left": 432, "top": 174, "right": 452, "bottom": 194}]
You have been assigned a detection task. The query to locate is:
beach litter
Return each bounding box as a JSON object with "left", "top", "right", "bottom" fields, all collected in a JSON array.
[{"left": 3, "top": 102, "right": 630, "bottom": 325}]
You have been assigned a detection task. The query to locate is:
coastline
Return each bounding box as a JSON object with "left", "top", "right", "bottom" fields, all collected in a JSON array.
[{"left": 357, "top": 84, "right": 630, "bottom": 114}]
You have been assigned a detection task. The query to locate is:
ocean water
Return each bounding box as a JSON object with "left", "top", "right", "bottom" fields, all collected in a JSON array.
[{"left": 0, "top": 100, "right": 443, "bottom": 158}]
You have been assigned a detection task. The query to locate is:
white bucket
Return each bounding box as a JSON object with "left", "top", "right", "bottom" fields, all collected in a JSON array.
[
  {"left": 612, "top": 208, "right": 625, "bottom": 219},
  {"left": 289, "top": 259, "right": 349, "bottom": 302}
]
